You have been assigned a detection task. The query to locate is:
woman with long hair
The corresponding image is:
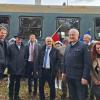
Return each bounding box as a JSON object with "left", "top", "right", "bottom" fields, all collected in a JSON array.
[{"left": 91, "top": 41, "right": 100, "bottom": 100}]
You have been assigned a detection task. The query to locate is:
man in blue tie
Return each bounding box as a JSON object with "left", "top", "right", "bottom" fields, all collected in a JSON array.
[{"left": 38, "top": 37, "right": 60, "bottom": 100}]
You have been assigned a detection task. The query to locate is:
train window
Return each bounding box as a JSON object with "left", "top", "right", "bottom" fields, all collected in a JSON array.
[
  {"left": 56, "top": 17, "right": 80, "bottom": 40},
  {"left": 0, "top": 16, "right": 9, "bottom": 33},
  {"left": 19, "top": 16, "right": 42, "bottom": 39},
  {"left": 95, "top": 18, "right": 100, "bottom": 40}
]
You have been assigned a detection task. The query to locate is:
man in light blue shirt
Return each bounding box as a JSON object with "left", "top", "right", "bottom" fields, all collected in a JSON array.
[{"left": 38, "top": 37, "right": 60, "bottom": 100}]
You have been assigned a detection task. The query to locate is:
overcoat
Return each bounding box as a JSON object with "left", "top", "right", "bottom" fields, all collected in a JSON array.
[{"left": 8, "top": 42, "right": 26, "bottom": 75}]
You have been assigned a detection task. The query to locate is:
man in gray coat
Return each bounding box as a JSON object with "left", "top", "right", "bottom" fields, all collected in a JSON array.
[{"left": 8, "top": 34, "right": 26, "bottom": 100}]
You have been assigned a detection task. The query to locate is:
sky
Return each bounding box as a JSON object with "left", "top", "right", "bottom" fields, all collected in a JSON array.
[{"left": 0, "top": 0, "right": 100, "bottom": 6}]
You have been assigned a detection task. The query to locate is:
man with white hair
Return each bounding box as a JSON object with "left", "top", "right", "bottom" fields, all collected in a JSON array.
[
  {"left": 63, "top": 28, "right": 91, "bottom": 100},
  {"left": 83, "top": 33, "right": 94, "bottom": 52},
  {"left": 83, "top": 34, "right": 94, "bottom": 100},
  {"left": 38, "top": 36, "right": 60, "bottom": 100},
  {"left": 83, "top": 34, "right": 91, "bottom": 45}
]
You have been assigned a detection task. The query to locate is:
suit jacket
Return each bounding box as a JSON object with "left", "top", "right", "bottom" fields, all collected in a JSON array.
[
  {"left": 8, "top": 42, "right": 26, "bottom": 75},
  {"left": 25, "top": 42, "right": 40, "bottom": 72},
  {"left": 3, "top": 40, "right": 8, "bottom": 66},
  {"left": 0, "top": 41, "right": 5, "bottom": 66},
  {"left": 0, "top": 41, "right": 6, "bottom": 74},
  {"left": 38, "top": 45, "right": 60, "bottom": 76},
  {"left": 64, "top": 41, "right": 91, "bottom": 80}
]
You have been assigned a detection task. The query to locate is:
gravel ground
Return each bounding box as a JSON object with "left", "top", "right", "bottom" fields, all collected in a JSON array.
[{"left": 0, "top": 78, "right": 62, "bottom": 100}]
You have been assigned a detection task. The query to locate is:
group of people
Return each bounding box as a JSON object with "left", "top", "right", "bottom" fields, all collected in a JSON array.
[
  {"left": 0, "top": 25, "right": 100, "bottom": 100},
  {"left": 55, "top": 30, "right": 100, "bottom": 100}
]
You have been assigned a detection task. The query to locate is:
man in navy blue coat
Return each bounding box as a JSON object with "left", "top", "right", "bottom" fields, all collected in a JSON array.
[{"left": 63, "top": 28, "right": 91, "bottom": 100}]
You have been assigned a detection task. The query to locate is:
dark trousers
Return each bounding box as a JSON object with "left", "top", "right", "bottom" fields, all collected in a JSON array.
[
  {"left": 0, "top": 65, "right": 5, "bottom": 79},
  {"left": 28, "top": 76, "right": 38, "bottom": 94},
  {"left": 95, "top": 96, "right": 100, "bottom": 100},
  {"left": 68, "top": 78, "right": 87, "bottom": 100},
  {"left": 27, "top": 61, "right": 38, "bottom": 94},
  {"left": 9, "top": 75, "right": 21, "bottom": 99},
  {"left": 39, "top": 68, "right": 56, "bottom": 100}
]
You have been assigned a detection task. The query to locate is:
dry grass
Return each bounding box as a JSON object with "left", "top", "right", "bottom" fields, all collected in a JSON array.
[{"left": 0, "top": 78, "right": 62, "bottom": 100}]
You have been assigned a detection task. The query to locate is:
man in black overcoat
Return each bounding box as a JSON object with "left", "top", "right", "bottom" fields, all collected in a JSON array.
[
  {"left": 38, "top": 36, "right": 60, "bottom": 100},
  {"left": 8, "top": 34, "right": 26, "bottom": 100}
]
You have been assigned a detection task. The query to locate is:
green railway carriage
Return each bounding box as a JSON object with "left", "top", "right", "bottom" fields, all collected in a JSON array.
[{"left": 0, "top": 4, "right": 100, "bottom": 40}]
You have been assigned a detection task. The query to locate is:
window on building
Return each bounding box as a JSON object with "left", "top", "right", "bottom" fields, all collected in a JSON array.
[
  {"left": 0, "top": 16, "right": 9, "bottom": 33},
  {"left": 19, "top": 16, "right": 43, "bottom": 39},
  {"left": 56, "top": 17, "right": 80, "bottom": 41},
  {"left": 95, "top": 18, "right": 100, "bottom": 40}
]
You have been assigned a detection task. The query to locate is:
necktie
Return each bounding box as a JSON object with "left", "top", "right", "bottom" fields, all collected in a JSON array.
[
  {"left": 43, "top": 47, "right": 49, "bottom": 68},
  {"left": 17, "top": 45, "right": 21, "bottom": 50},
  {"left": 30, "top": 43, "right": 34, "bottom": 61}
]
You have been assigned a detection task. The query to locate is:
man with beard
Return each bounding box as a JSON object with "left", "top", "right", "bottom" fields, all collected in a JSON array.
[{"left": 0, "top": 25, "right": 8, "bottom": 79}]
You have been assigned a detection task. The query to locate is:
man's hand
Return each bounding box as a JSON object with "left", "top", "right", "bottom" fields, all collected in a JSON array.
[{"left": 81, "top": 78, "right": 88, "bottom": 85}]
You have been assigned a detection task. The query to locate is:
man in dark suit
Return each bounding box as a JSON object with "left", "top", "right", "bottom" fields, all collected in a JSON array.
[
  {"left": 0, "top": 25, "right": 8, "bottom": 79},
  {"left": 38, "top": 37, "right": 60, "bottom": 100},
  {"left": 8, "top": 34, "right": 26, "bottom": 100},
  {"left": 25, "top": 34, "right": 40, "bottom": 96},
  {"left": 63, "top": 28, "right": 91, "bottom": 100}
]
